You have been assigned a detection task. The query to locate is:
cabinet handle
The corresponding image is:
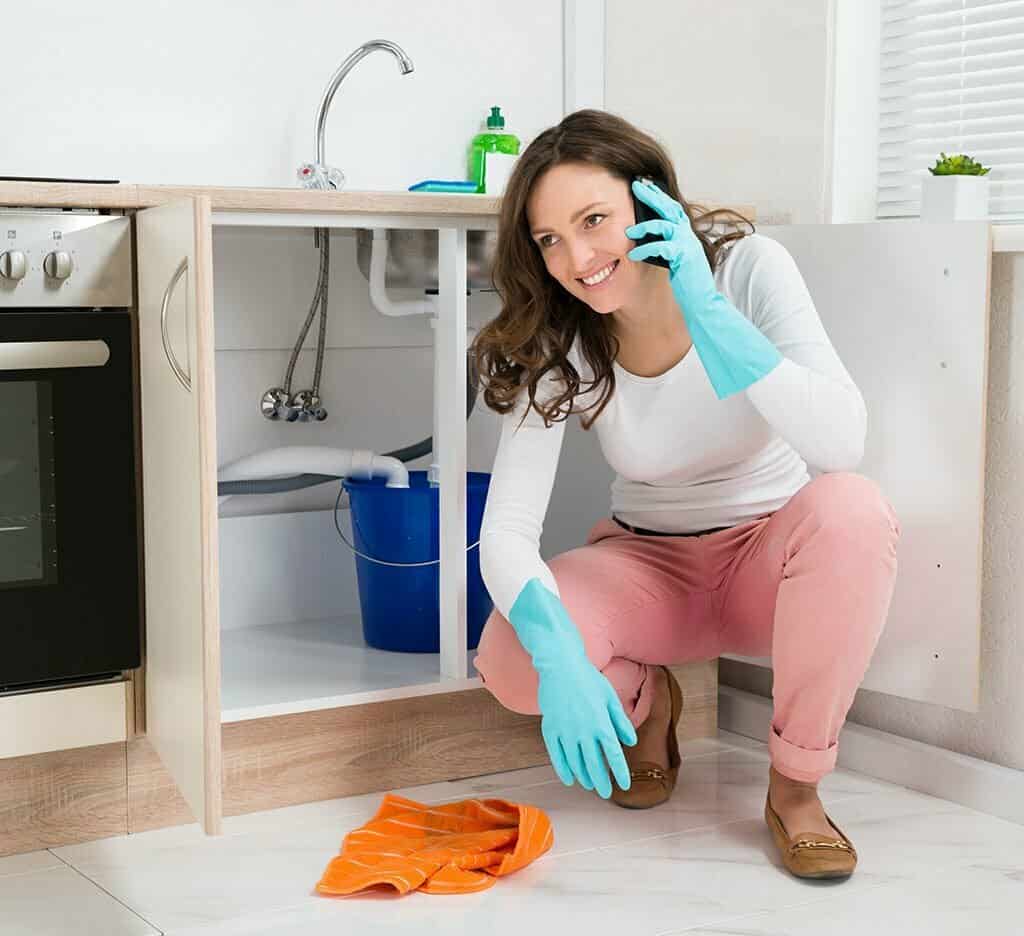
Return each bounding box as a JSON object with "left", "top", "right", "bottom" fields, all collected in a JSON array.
[{"left": 160, "top": 257, "right": 191, "bottom": 392}]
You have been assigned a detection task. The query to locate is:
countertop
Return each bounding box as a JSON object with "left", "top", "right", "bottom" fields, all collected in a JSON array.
[{"left": 0, "top": 181, "right": 504, "bottom": 216}]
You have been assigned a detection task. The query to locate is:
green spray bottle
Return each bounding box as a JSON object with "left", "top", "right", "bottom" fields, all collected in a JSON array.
[{"left": 469, "top": 106, "right": 521, "bottom": 194}]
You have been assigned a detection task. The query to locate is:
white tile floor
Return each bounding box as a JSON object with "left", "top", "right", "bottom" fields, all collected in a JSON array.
[{"left": 4, "top": 730, "right": 1024, "bottom": 935}]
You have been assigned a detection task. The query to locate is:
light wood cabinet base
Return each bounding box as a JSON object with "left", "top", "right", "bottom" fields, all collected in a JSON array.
[
  {"left": 130, "top": 661, "right": 718, "bottom": 832},
  {"left": 0, "top": 743, "right": 127, "bottom": 858},
  {"left": 1, "top": 660, "right": 717, "bottom": 851}
]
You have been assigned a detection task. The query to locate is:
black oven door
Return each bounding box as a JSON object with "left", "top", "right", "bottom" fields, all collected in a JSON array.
[{"left": 0, "top": 310, "right": 140, "bottom": 691}]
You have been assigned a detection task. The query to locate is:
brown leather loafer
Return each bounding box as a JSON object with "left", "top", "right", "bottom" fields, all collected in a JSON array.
[
  {"left": 764, "top": 793, "right": 858, "bottom": 879},
  {"left": 611, "top": 666, "right": 683, "bottom": 809}
]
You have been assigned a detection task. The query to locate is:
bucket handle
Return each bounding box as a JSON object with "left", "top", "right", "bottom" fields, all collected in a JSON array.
[{"left": 333, "top": 486, "right": 480, "bottom": 568}]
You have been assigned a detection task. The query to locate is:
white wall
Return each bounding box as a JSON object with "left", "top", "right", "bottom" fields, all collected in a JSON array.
[
  {"left": 828, "top": 0, "right": 881, "bottom": 223},
  {"left": 4, "top": 0, "right": 561, "bottom": 189},
  {"left": 605, "top": 0, "right": 834, "bottom": 225},
  {"left": 606, "top": 0, "right": 1024, "bottom": 774}
]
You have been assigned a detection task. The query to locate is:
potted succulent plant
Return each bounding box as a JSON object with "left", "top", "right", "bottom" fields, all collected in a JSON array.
[{"left": 920, "top": 152, "right": 991, "bottom": 221}]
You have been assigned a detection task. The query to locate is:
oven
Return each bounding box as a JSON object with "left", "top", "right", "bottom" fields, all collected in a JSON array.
[{"left": 0, "top": 210, "right": 139, "bottom": 692}]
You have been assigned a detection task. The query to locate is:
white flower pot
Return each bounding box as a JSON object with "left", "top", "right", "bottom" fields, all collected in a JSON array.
[{"left": 920, "top": 174, "right": 990, "bottom": 221}]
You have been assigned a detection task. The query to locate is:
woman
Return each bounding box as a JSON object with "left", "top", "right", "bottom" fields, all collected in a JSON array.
[{"left": 470, "top": 109, "right": 900, "bottom": 880}]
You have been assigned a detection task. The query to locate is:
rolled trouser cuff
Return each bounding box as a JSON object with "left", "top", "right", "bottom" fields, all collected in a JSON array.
[{"left": 768, "top": 724, "right": 837, "bottom": 784}]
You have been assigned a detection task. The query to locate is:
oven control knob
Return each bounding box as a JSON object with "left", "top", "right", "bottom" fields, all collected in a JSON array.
[
  {"left": 43, "top": 250, "right": 73, "bottom": 280},
  {"left": 0, "top": 250, "right": 27, "bottom": 281}
]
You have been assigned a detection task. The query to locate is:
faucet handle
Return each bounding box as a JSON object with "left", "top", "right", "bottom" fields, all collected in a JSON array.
[{"left": 297, "top": 162, "right": 345, "bottom": 191}]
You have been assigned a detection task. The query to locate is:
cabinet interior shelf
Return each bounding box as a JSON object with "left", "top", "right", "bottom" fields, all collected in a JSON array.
[{"left": 220, "top": 614, "right": 481, "bottom": 723}]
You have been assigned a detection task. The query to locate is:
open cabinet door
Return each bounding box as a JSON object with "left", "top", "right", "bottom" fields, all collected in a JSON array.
[
  {"left": 722, "top": 220, "right": 991, "bottom": 713},
  {"left": 136, "top": 197, "right": 222, "bottom": 834}
]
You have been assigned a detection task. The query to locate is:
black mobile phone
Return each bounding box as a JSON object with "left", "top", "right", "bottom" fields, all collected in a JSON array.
[{"left": 631, "top": 175, "right": 672, "bottom": 269}]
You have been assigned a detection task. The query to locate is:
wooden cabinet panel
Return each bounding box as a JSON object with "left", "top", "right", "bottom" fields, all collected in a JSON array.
[
  {"left": 136, "top": 197, "right": 222, "bottom": 835},
  {"left": 0, "top": 744, "right": 127, "bottom": 858}
]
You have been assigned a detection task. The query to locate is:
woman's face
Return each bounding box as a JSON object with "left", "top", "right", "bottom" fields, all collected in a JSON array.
[{"left": 526, "top": 162, "right": 652, "bottom": 315}]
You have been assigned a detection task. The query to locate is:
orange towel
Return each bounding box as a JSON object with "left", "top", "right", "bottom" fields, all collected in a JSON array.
[{"left": 315, "top": 793, "right": 554, "bottom": 896}]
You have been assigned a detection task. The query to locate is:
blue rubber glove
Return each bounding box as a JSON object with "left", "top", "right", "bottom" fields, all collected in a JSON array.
[
  {"left": 508, "top": 577, "right": 637, "bottom": 799},
  {"left": 625, "top": 178, "right": 782, "bottom": 399}
]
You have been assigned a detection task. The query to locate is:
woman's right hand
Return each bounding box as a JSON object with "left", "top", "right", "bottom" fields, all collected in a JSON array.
[
  {"left": 508, "top": 577, "right": 637, "bottom": 799},
  {"left": 536, "top": 656, "right": 637, "bottom": 799}
]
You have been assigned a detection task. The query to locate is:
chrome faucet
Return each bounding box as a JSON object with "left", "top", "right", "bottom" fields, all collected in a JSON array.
[
  {"left": 269, "top": 41, "right": 415, "bottom": 424},
  {"left": 297, "top": 40, "right": 415, "bottom": 192}
]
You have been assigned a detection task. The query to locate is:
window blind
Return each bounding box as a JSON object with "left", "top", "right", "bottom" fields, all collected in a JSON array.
[{"left": 878, "top": 0, "right": 1024, "bottom": 221}]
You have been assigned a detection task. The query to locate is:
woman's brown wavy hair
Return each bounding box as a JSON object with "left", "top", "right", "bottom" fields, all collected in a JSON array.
[{"left": 471, "top": 108, "right": 755, "bottom": 430}]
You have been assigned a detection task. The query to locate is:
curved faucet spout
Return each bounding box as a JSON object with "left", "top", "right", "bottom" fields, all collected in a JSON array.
[{"left": 315, "top": 40, "right": 415, "bottom": 166}]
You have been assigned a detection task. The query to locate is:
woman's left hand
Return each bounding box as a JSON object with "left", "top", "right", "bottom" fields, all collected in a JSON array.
[{"left": 624, "top": 178, "right": 782, "bottom": 400}]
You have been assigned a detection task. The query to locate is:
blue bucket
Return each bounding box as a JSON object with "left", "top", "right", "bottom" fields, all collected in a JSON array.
[{"left": 340, "top": 470, "right": 493, "bottom": 653}]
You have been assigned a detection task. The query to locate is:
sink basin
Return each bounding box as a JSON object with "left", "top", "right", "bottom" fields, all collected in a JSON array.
[{"left": 355, "top": 228, "right": 498, "bottom": 292}]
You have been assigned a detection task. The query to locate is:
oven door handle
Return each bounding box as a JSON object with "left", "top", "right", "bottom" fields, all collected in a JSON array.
[
  {"left": 0, "top": 339, "right": 111, "bottom": 370},
  {"left": 160, "top": 257, "right": 191, "bottom": 392}
]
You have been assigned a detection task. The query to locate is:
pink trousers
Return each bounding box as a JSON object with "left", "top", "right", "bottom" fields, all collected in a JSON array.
[{"left": 474, "top": 472, "right": 900, "bottom": 784}]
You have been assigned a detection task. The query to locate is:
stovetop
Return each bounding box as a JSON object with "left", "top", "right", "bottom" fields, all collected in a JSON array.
[{"left": 0, "top": 175, "right": 120, "bottom": 184}]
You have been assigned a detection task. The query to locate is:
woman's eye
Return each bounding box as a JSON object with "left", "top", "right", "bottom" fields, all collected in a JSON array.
[{"left": 537, "top": 214, "right": 605, "bottom": 249}]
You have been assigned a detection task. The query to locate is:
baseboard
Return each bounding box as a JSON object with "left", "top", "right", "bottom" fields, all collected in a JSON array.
[{"left": 718, "top": 685, "right": 1024, "bottom": 827}]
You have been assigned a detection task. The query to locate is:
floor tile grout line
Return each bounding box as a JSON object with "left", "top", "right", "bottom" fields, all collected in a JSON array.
[{"left": 48, "top": 848, "right": 166, "bottom": 935}]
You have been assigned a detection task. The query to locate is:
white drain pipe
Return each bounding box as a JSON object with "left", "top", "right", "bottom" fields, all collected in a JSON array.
[
  {"left": 217, "top": 445, "right": 409, "bottom": 507},
  {"left": 369, "top": 229, "right": 438, "bottom": 318}
]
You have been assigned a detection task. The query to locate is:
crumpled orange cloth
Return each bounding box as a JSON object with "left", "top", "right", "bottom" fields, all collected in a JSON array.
[{"left": 315, "top": 793, "right": 554, "bottom": 896}]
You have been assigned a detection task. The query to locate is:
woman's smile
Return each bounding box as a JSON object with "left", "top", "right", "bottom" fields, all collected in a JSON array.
[{"left": 577, "top": 259, "right": 620, "bottom": 290}]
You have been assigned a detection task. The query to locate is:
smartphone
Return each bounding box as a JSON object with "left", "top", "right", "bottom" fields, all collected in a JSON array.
[{"left": 631, "top": 175, "right": 672, "bottom": 269}]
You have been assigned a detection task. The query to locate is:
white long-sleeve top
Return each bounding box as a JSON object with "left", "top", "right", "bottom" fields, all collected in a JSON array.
[{"left": 478, "top": 233, "right": 866, "bottom": 620}]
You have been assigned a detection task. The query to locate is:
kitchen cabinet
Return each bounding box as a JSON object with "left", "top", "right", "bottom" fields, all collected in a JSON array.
[
  {"left": 0, "top": 182, "right": 720, "bottom": 853},
  {"left": 135, "top": 197, "right": 222, "bottom": 834}
]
